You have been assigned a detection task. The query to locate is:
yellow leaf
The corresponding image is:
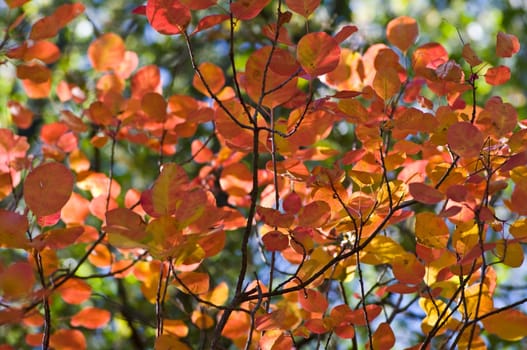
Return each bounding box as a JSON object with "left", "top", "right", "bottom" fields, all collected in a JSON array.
[
  {"left": 495, "top": 240, "right": 524, "bottom": 267},
  {"left": 415, "top": 212, "right": 449, "bottom": 249}
]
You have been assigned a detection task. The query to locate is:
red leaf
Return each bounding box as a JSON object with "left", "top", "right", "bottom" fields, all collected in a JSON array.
[
  {"left": 334, "top": 25, "right": 358, "bottom": 44},
  {"left": 372, "top": 322, "right": 395, "bottom": 350},
  {"left": 8, "top": 101, "right": 34, "bottom": 129},
  {"left": 179, "top": 0, "right": 216, "bottom": 10},
  {"left": 297, "top": 32, "right": 340, "bottom": 77},
  {"left": 193, "top": 14, "right": 230, "bottom": 34},
  {"left": 0, "top": 262, "right": 35, "bottom": 299},
  {"left": 282, "top": 191, "right": 302, "bottom": 214},
  {"left": 447, "top": 122, "right": 484, "bottom": 158},
  {"left": 132, "top": 5, "right": 146, "bottom": 15},
  {"left": 304, "top": 318, "right": 330, "bottom": 334},
  {"left": 6, "top": 0, "right": 29, "bottom": 9},
  {"left": 262, "top": 230, "right": 289, "bottom": 251},
  {"left": 496, "top": 31, "right": 520, "bottom": 58},
  {"left": 462, "top": 43, "right": 482, "bottom": 66},
  {"left": 146, "top": 0, "right": 191, "bottom": 35},
  {"left": 285, "top": 0, "right": 321, "bottom": 18},
  {"left": 231, "top": 0, "right": 271, "bottom": 20},
  {"left": 297, "top": 201, "right": 331, "bottom": 228},
  {"left": 485, "top": 65, "right": 511, "bottom": 86},
  {"left": 409, "top": 182, "right": 444, "bottom": 204},
  {"left": 70, "top": 307, "right": 111, "bottom": 329},
  {"left": 24, "top": 162, "right": 74, "bottom": 217}
]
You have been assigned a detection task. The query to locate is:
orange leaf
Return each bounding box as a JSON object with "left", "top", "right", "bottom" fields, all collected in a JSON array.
[
  {"left": 415, "top": 212, "right": 449, "bottom": 249},
  {"left": 409, "top": 182, "right": 444, "bottom": 204},
  {"left": 297, "top": 201, "right": 331, "bottom": 228},
  {"left": 447, "top": 122, "right": 484, "bottom": 158},
  {"left": 24, "top": 162, "right": 74, "bottom": 217},
  {"left": 262, "top": 230, "right": 289, "bottom": 251},
  {"left": 8, "top": 40, "right": 61, "bottom": 64},
  {"left": 387, "top": 16, "right": 418, "bottom": 53},
  {"left": 191, "top": 310, "right": 214, "bottom": 329},
  {"left": 334, "top": 25, "right": 358, "bottom": 44},
  {"left": 373, "top": 67, "right": 401, "bottom": 101},
  {"left": 482, "top": 309, "right": 527, "bottom": 341},
  {"left": 6, "top": 0, "right": 29, "bottom": 8},
  {"left": 203, "top": 281, "right": 229, "bottom": 305},
  {"left": 49, "top": 329, "right": 86, "bottom": 350},
  {"left": 231, "top": 0, "right": 271, "bottom": 20},
  {"left": 155, "top": 334, "right": 191, "bottom": 350},
  {"left": 0, "top": 209, "right": 29, "bottom": 249},
  {"left": 132, "top": 65, "right": 162, "bottom": 99},
  {"left": 0, "top": 261, "right": 35, "bottom": 300},
  {"left": 146, "top": 0, "right": 191, "bottom": 35},
  {"left": 88, "top": 33, "right": 126, "bottom": 72},
  {"left": 8, "top": 101, "right": 34, "bottom": 129},
  {"left": 21, "top": 77, "right": 52, "bottom": 99},
  {"left": 70, "top": 307, "right": 111, "bottom": 329},
  {"left": 496, "top": 31, "right": 520, "bottom": 58},
  {"left": 163, "top": 319, "right": 189, "bottom": 337},
  {"left": 257, "top": 206, "right": 294, "bottom": 228},
  {"left": 371, "top": 322, "right": 395, "bottom": 350},
  {"left": 297, "top": 32, "right": 340, "bottom": 77},
  {"left": 57, "top": 278, "right": 91, "bottom": 304},
  {"left": 175, "top": 271, "right": 210, "bottom": 295},
  {"left": 142, "top": 92, "right": 167, "bottom": 122},
  {"left": 285, "top": 0, "right": 320, "bottom": 17},
  {"left": 298, "top": 289, "right": 328, "bottom": 313},
  {"left": 193, "top": 62, "right": 225, "bottom": 96},
  {"left": 462, "top": 43, "right": 482, "bottom": 66},
  {"left": 485, "top": 65, "right": 511, "bottom": 86}
]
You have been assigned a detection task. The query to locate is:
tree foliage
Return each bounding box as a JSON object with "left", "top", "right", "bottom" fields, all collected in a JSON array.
[{"left": 0, "top": 0, "right": 526, "bottom": 349}]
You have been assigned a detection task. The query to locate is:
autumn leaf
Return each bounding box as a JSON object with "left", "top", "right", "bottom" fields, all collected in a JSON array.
[
  {"left": 447, "top": 122, "right": 484, "bottom": 158},
  {"left": 24, "top": 162, "right": 74, "bottom": 217},
  {"left": 146, "top": 0, "right": 191, "bottom": 35},
  {"left": 415, "top": 212, "right": 449, "bottom": 249},
  {"left": 231, "top": 0, "right": 271, "bottom": 20},
  {"left": 88, "top": 33, "right": 126, "bottom": 72},
  {"left": 387, "top": 16, "right": 418, "bottom": 53},
  {"left": 409, "top": 182, "right": 445, "bottom": 204},
  {"left": 482, "top": 309, "right": 527, "bottom": 341},
  {"left": 496, "top": 31, "right": 520, "bottom": 58},
  {"left": 70, "top": 307, "right": 111, "bottom": 329},
  {"left": 485, "top": 65, "right": 511, "bottom": 86},
  {"left": 285, "top": 0, "right": 320, "bottom": 17},
  {"left": 297, "top": 32, "right": 340, "bottom": 77}
]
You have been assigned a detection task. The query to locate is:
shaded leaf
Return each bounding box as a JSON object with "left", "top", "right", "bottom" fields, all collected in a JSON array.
[
  {"left": 372, "top": 322, "right": 395, "bottom": 350},
  {"left": 262, "top": 230, "right": 290, "bottom": 251},
  {"left": 24, "top": 162, "right": 74, "bottom": 217},
  {"left": 496, "top": 31, "right": 520, "bottom": 58},
  {"left": 447, "top": 122, "right": 484, "bottom": 158},
  {"left": 409, "top": 182, "right": 444, "bottom": 204}
]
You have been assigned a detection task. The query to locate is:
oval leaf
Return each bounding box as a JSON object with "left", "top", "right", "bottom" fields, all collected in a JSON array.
[
  {"left": 24, "top": 162, "right": 74, "bottom": 217},
  {"left": 447, "top": 122, "right": 484, "bottom": 158},
  {"left": 387, "top": 16, "right": 418, "bottom": 52},
  {"left": 297, "top": 32, "right": 340, "bottom": 77},
  {"left": 409, "top": 182, "right": 444, "bottom": 204},
  {"left": 70, "top": 307, "right": 111, "bottom": 329}
]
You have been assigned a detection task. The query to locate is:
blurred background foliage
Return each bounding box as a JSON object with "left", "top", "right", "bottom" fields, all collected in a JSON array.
[{"left": 0, "top": 0, "right": 526, "bottom": 349}]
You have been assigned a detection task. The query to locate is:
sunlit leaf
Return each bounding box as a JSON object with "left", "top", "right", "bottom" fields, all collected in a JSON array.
[
  {"left": 155, "top": 335, "right": 191, "bottom": 350},
  {"left": 297, "top": 32, "right": 340, "bottom": 77},
  {"left": 193, "top": 62, "right": 226, "bottom": 96},
  {"left": 372, "top": 67, "right": 401, "bottom": 101},
  {"left": 146, "top": 0, "right": 191, "bottom": 35},
  {"left": 175, "top": 271, "right": 210, "bottom": 295},
  {"left": 88, "top": 33, "right": 126, "bottom": 72},
  {"left": 485, "top": 65, "right": 511, "bottom": 86},
  {"left": 231, "top": 0, "right": 271, "bottom": 20},
  {"left": 262, "top": 230, "right": 290, "bottom": 251},
  {"left": 70, "top": 307, "right": 111, "bottom": 329},
  {"left": 386, "top": 16, "right": 418, "bottom": 52},
  {"left": 191, "top": 310, "right": 214, "bottom": 329},
  {"left": 415, "top": 212, "right": 449, "bottom": 249},
  {"left": 285, "top": 0, "right": 320, "bottom": 17},
  {"left": 482, "top": 309, "right": 527, "bottom": 341},
  {"left": 49, "top": 329, "right": 86, "bottom": 350},
  {"left": 57, "top": 278, "right": 92, "bottom": 304}
]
